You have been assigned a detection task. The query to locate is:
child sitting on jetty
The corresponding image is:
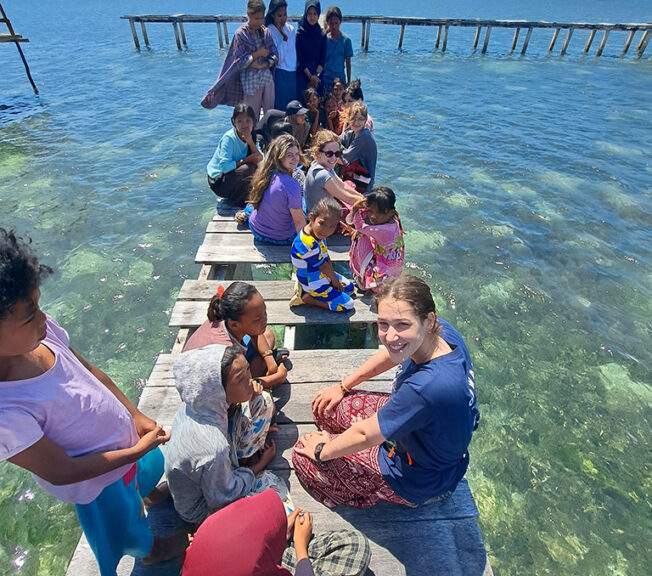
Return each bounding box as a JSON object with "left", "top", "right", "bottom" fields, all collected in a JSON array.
[
  {"left": 0, "top": 228, "right": 187, "bottom": 575},
  {"left": 165, "top": 345, "right": 291, "bottom": 527},
  {"left": 291, "top": 197, "right": 355, "bottom": 312},
  {"left": 244, "top": 134, "right": 307, "bottom": 244},
  {"left": 345, "top": 187, "right": 405, "bottom": 291},
  {"left": 184, "top": 281, "right": 289, "bottom": 389}
]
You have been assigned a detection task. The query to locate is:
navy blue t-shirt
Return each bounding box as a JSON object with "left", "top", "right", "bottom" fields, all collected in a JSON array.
[{"left": 377, "top": 319, "right": 480, "bottom": 505}]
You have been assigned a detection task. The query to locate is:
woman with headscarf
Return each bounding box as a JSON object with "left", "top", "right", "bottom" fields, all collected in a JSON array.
[
  {"left": 182, "top": 489, "right": 371, "bottom": 576},
  {"left": 265, "top": 0, "right": 298, "bottom": 111},
  {"left": 295, "top": 1, "right": 327, "bottom": 99}
]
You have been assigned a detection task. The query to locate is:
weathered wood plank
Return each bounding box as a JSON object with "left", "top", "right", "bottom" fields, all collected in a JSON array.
[
  {"left": 177, "top": 279, "right": 295, "bottom": 301},
  {"left": 149, "top": 349, "right": 395, "bottom": 384},
  {"left": 196, "top": 234, "right": 351, "bottom": 264},
  {"left": 170, "top": 295, "right": 377, "bottom": 328}
]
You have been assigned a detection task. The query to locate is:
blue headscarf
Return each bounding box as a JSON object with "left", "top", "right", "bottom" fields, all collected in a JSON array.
[{"left": 297, "top": 0, "right": 324, "bottom": 40}]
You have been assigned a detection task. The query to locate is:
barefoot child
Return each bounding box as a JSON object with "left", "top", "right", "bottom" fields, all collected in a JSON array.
[
  {"left": 346, "top": 187, "right": 405, "bottom": 292},
  {"left": 0, "top": 228, "right": 187, "bottom": 575},
  {"left": 291, "top": 197, "right": 355, "bottom": 312}
]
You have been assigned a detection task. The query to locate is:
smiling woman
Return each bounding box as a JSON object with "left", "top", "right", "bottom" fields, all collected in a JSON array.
[{"left": 292, "top": 274, "right": 481, "bottom": 508}]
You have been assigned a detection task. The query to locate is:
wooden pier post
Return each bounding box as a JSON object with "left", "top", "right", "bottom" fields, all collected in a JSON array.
[
  {"left": 364, "top": 19, "right": 371, "bottom": 51},
  {"left": 179, "top": 21, "right": 188, "bottom": 47},
  {"left": 223, "top": 21, "right": 230, "bottom": 45},
  {"left": 548, "top": 28, "right": 560, "bottom": 53},
  {"left": 637, "top": 30, "right": 650, "bottom": 57},
  {"left": 435, "top": 24, "right": 442, "bottom": 49},
  {"left": 442, "top": 24, "right": 449, "bottom": 52},
  {"left": 481, "top": 26, "right": 491, "bottom": 54},
  {"left": 172, "top": 21, "right": 182, "bottom": 50},
  {"left": 521, "top": 27, "right": 533, "bottom": 55},
  {"left": 216, "top": 21, "right": 223, "bottom": 48},
  {"left": 596, "top": 29, "right": 609, "bottom": 56},
  {"left": 560, "top": 28, "right": 573, "bottom": 56},
  {"left": 584, "top": 29, "right": 596, "bottom": 53},
  {"left": 128, "top": 18, "right": 140, "bottom": 50},
  {"left": 621, "top": 29, "right": 635, "bottom": 55},
  {"left": 473, "top": 26, "right": 481, "bottom": 50},
  {"left": 139, "top": 21, "right": 149, "bottom": 48},
  {"left": 510, "top": 28, "right": 520, "bottom": 53},
  {"left": 360, "top": 19, "right": 365, "bottom": 47},
  {"left": 398, "top": 23, "right": 405, "bottom": 50}
]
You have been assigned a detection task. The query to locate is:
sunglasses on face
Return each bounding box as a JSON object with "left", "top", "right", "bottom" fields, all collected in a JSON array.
[{"left": 321, "top": 149, "right": 342, "bottom": 158}]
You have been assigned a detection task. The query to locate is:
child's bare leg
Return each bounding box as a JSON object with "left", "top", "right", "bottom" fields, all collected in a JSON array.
[
  {"left": 301, "top": 293, "right": 332, "bottom": 310},
  {"left": 142, "top": 530, "right": 189, "bottom": 565},
  {"left": 143, "top": 481, "right": 169, "bottom": 509}
]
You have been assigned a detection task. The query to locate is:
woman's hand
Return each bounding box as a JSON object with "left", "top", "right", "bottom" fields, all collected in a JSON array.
[
  {"left": 295, "top": 430, "right": 331, "bottom": 461},
  {"left": 133, "top": 410, "right": 157, "bottom": 437},
  {"left": 312, "top": 384, "right": 346, "bottom": 417},
  {"left": 134, "top": 425, "right": 171, "bottom": 457},
  {"left": 293, "top": 511, "right": 313, "bottom": 559},
  {"left": 309, "top": 75, "right": 320, "bottom": 88},
  {"left": 252, "top": 46, "right": 269, "bottom": 59}
]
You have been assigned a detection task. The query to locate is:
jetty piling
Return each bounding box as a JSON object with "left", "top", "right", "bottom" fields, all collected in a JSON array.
[
  {"left": 121, "top": 14, "right": 651, "bottom": 59},
  {"left": 1, "top": 2, "right": 38, "bottom": 93}
]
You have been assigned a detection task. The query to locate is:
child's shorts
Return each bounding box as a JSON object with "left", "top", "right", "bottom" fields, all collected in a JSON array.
[
  {"left": 302, "top": 273, "right": 355, "bottom": 312},
  {"left": 75, "top": 447, "right": 164, "bottom": 576}
]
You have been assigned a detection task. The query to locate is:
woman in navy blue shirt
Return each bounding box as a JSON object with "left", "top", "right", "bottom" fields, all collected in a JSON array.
[{"left": 293, "top": 275, "right": 480, "bottom": 508}]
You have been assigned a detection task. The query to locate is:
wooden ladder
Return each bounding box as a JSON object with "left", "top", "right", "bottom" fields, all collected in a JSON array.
[{"left": 0, "top": 2, "right": 38, "bottom": 93}]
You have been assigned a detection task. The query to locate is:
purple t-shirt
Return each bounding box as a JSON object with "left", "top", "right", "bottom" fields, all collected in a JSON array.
[
  {"left": 249, "top": 172, "right": 302, "bottom": 241},
  {"left": 0, "top": 316, "right": 139, "bottom": 504}
]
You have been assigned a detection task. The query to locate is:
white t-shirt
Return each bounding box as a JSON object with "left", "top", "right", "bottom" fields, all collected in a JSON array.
[
  {"left": 269, "top": 23, "right": 297, "bottom": 72},
  {"left": 0, "top": 316, "right": 139, "bottom": 504}
]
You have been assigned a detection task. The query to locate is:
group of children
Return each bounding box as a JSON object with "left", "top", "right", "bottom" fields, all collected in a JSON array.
[{"left": 0, "top": 231, "right": 372, "bottom": 575}]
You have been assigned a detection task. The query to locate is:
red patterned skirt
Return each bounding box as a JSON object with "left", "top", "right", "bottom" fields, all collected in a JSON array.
[{"left": 292, "top": 390, "right": 411, "bottom": 508}]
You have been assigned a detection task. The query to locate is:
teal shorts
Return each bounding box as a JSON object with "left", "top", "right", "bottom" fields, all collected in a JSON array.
[{"left": 75, "top": 447, "right": 164, "bottom": 576}]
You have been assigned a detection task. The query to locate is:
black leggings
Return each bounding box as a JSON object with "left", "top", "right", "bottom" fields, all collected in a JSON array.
[{"left": 207, "top": 163, "right": 256, "bottom": 207}]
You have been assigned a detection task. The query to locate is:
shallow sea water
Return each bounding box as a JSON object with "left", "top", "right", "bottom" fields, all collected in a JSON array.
[{"left": 1, "top": 1, "right": 651, "bottom": 575}]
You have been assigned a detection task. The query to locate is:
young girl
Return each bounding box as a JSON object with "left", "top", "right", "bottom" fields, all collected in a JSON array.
[
  {"left": 296, "top": 0, "right": 327, "bottom": 98},
  {"left": 332, "top": 77, "right": 345, "bottom": 108},
  {"left": 0, "top": 228, "right": 188, "bottom": 575},
  {"left": 202, "top": 0, "right": 279, "bottom": 118},
  {"left": 291, "top": 197, "right": 355, "bottom": 312},
  {"left": 184, "top": 281, "right": 289, "bottom": 389},
  {"left": 303, "top": 129, "right": 361, "bottom": 215},
  {"left": 322, "top": 91, "right": 341, "bottom": 134},
  {"left": 340, "top": 100, "right": 377, "bottom": 193},
  {"left": 165, "top": 345, "right": 290, "bottom": 526},
  {"left": 265, "top": 0, "right": 297, "bottom": 111},
  {"left": 340, "top": 79, "right": 374, "bottom": 134},
  {"left": 245, "top": 134, "right": 307, "bottom": 244},
  {"left": 207, "top": 103, "right": 263, "bottom": 207},
  {"left": 346, "top": 187, "right": 405, "bottom": 292},
  {"left": 323, "top": 6, "right": 353, "bottom": 92}
]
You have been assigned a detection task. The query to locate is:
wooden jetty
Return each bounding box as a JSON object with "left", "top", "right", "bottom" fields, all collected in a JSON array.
[
  {"left": 66, "top": 201, "right": 493, "bottom": 575},
  {"left": 0, "top": 2, "right": 38, "bottom": 93},
  {"left": 121, "top": 13, "right": 651, "bottom": 58}
]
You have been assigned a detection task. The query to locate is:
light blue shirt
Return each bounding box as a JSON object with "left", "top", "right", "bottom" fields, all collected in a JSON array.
[{"left": 206, "top": 128, "right": 249, "bottom": 178}]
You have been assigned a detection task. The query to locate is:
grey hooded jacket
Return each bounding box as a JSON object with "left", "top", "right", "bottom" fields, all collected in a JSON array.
[{"left": 164, "top": 344, "right": 255, "bottom": 524}]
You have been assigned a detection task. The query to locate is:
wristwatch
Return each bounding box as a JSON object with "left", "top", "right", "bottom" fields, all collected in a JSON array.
[{"left": 314, "top": 442, "right": 326, "bottom": 464}]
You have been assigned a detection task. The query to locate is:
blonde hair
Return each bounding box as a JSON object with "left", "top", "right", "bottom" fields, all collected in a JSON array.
[
  {"left": 309, "top": 130, "right": 340, "bottom": 160},
  {"left": 248, "top": 134, "right": 301, "bottom": 209}
]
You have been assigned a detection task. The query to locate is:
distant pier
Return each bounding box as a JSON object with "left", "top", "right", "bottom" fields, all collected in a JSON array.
[{"left": 120, "top": 13, "right": 651, "bottom": 58}]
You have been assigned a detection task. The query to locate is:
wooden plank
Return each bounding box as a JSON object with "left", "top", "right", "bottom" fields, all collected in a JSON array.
[
  {"left": 195, "top": 233, "right": 351, "bottom": 264},
  {"left": 170, "top": 295, "right": 378, "bottom": 328},
  {"left": 0, "top": 33, "right": 28, "bottom": 42},
  {"left": 177, "top": 279, "right": 297, "bottom": 301},
  {"left": 149, "top": 349, "right": 396, "bottom": 384}
]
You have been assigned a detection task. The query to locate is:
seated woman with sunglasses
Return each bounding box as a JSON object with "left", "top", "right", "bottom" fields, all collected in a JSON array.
[{"left": 303, "top": 130, "right": 362, "bottom": 215}]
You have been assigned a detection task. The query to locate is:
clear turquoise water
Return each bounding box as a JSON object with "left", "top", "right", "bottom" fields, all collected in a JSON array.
[{"left": 1, "top": 1, "right": 650, "bottom": 574}]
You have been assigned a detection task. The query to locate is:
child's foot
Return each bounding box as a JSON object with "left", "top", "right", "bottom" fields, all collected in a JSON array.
[
  {"left": 142, "top": 530, "right": 189, "bottom": 565},
  {"left": 289, "top": 282, "right": 304, "bottom": 307},
  {"left": 143, "top": 481, "right": 170, "bottom": 509}
]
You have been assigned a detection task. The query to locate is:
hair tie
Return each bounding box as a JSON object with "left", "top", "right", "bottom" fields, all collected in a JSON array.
[{"left": 216, "top": 285, "right": 225, "bottom": 298}]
